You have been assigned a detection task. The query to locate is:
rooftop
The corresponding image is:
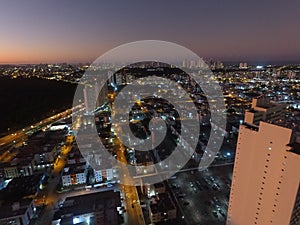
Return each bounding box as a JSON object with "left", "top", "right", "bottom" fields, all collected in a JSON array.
[
  {"left": 0, "top": 174, "right": 42, "bottom": 201},
  {"left": 0, "top": 198, "right": 33, "bottom": 220},
  {"left": 150, "top": 193, "right": 175, "bottom": 214},
  {"left": 53, "top": 190, "right": 121, "bottom": 225},
  {"left": 154, "top": 182, "right": 165, "bottom": 189},
  {"left": 135, "top": 150, "right": 153, "bottom": 165},
  {"left": 62, "top": 162, "right": 86, "bottom": 175}
]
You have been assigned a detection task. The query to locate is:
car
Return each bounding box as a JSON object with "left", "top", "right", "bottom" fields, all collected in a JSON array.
[
  {"left": 183, "top": 202, "right": 190, "bottom": 206},
  {"left": 178, "top": 193, "right": 186, "bottom": 198},
  {"left": 213, "top": 196, "right": 219, "bottom": 203},
  {"left": 213, "top": 211, "right": 218, "bottom": 218},
  {"left": 220, "top": 211, "right": 226, "bottom": 218},
  {"left": 212, "top": 184, "right": 220, "bottom": 191},
  {"left": 171, "top": 184, "right": 178, "bottom": 189}
]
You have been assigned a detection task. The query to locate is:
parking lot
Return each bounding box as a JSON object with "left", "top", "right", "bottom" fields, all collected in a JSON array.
[{"left": 167, "top": 164, "right": 233, "bottom": 225}]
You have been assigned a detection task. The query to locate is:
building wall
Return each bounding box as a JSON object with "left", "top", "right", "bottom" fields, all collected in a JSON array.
[
  {"left": 94, "top": 168, "right": 114, "bottom": 183},
  {"left": 227, "top": 122, "right": 300, "bottom": 225},
  {"left": 62, "top": 171, "right": 87, "bottom": 187},
  {"left": 3, "top": 163, "right": 33, "bottom": 179},
  {"left": 149, "top": 211, "right": 161, "bottom": 224},
  {"left": 62, "top": 174, "right": 71, "bottom": 186},
  {"left": 244, "top": 111, "right": 264, "bottom": 125},
  {"left": 246, "top": 97, "right": 286, "bottom": 126},
  {"left": 76, "top": 172, "right": 86, "bottom": 184},
  {"left": 4, "top": 166, "right": 18, "bottom": 178},
  {"left": 290, "top": 185, "right": 300, "bottom": 225}
]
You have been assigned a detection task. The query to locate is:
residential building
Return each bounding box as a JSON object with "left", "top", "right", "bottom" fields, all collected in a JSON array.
[
  {"left": 227, "top": 99, "right": 300, "bottom": 225},
  {"left": 61, "top": 162, "right": 87, "bottom": 187},
  {"left": 149, "top": 193, "right": 177, "bottom": 224},
  {"left": 52, "top": 190, "right": 121, "bottom": 225},
  {"left": 0, "top": 199, "right": 36, "bottom": 225}
]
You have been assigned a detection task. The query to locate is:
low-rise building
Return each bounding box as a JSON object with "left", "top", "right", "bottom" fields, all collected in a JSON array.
[
  {"left": 94, "top": 168, "right": 114, "bottom": 183},
  {"left": 0, "top": 157, "right": 34, "bottom": 179},
  {"left": 0, "top": 174, "right": 43, "bottom": 201},
  {"left": 135, "top": 151, "right": 155, "bottom": 175},
  {"left": 0, "top": 198, "right": 36, "bottom": 225},
  {"left": 149, "top": 193, "right": 177, "bottom": 224},
  {"left": 141, "top": 180, "right": 166, "bottom": 197},
  {"left": 52, "top": 190, "right": 121, "bottom": 225},
  {"left": 61, "top": 162, "right": 87, "bottom": 187},
  {"left": 66, "top": 146, "right": 86, "bottom": 165},
  {"left": 0, "top": 175, "right": 43, "bottom": 225},
  {"left": 33, "top": 143, "right": 58, "bottom": 166}
]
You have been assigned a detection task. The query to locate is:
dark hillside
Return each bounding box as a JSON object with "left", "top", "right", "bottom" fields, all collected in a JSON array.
[{"left": 0, "top": 77, "right": 77, "bottom": 136}]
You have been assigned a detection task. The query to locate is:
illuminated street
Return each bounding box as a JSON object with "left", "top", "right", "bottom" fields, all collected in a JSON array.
[
  {"left": 115, "top": 138, "right": 145, "bottom": 225},
  {"left": 0, "top": 105, "right": 82, "bottom": 162}
]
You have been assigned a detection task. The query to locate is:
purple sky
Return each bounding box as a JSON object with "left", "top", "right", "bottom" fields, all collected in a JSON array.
[{"left": 0, "top": 0, "right": 299, "bottom": 64}]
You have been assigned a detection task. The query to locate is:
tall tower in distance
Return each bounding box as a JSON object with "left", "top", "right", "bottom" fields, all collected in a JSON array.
[
  {"left": 83, "top": 82, "right": 108, "bottom": 114},
  {"left": 227, "top": 97, "right": 300, "bottom": 225}
]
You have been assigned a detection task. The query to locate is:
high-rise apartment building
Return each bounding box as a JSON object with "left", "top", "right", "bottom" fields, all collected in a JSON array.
[
  {"left": 244, "top": 97, "right": 286, "bottom": 126},
  {"left": 227, "top": 97, "right": 300, "bottom": 225}
]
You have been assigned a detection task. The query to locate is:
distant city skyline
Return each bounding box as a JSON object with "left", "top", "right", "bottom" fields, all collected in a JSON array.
[{"left": 1, "top": 0, "right": 300, "bottom": 64}]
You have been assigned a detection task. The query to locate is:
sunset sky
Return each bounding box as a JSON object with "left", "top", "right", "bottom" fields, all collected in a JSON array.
[{"left": 1, "top": 0, "right": 300, "bottom": 64}]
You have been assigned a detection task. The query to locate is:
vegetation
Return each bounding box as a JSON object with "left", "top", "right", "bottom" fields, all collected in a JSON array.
[{"left": 0, "top": 77, "right": 77, "bottom": 136}]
